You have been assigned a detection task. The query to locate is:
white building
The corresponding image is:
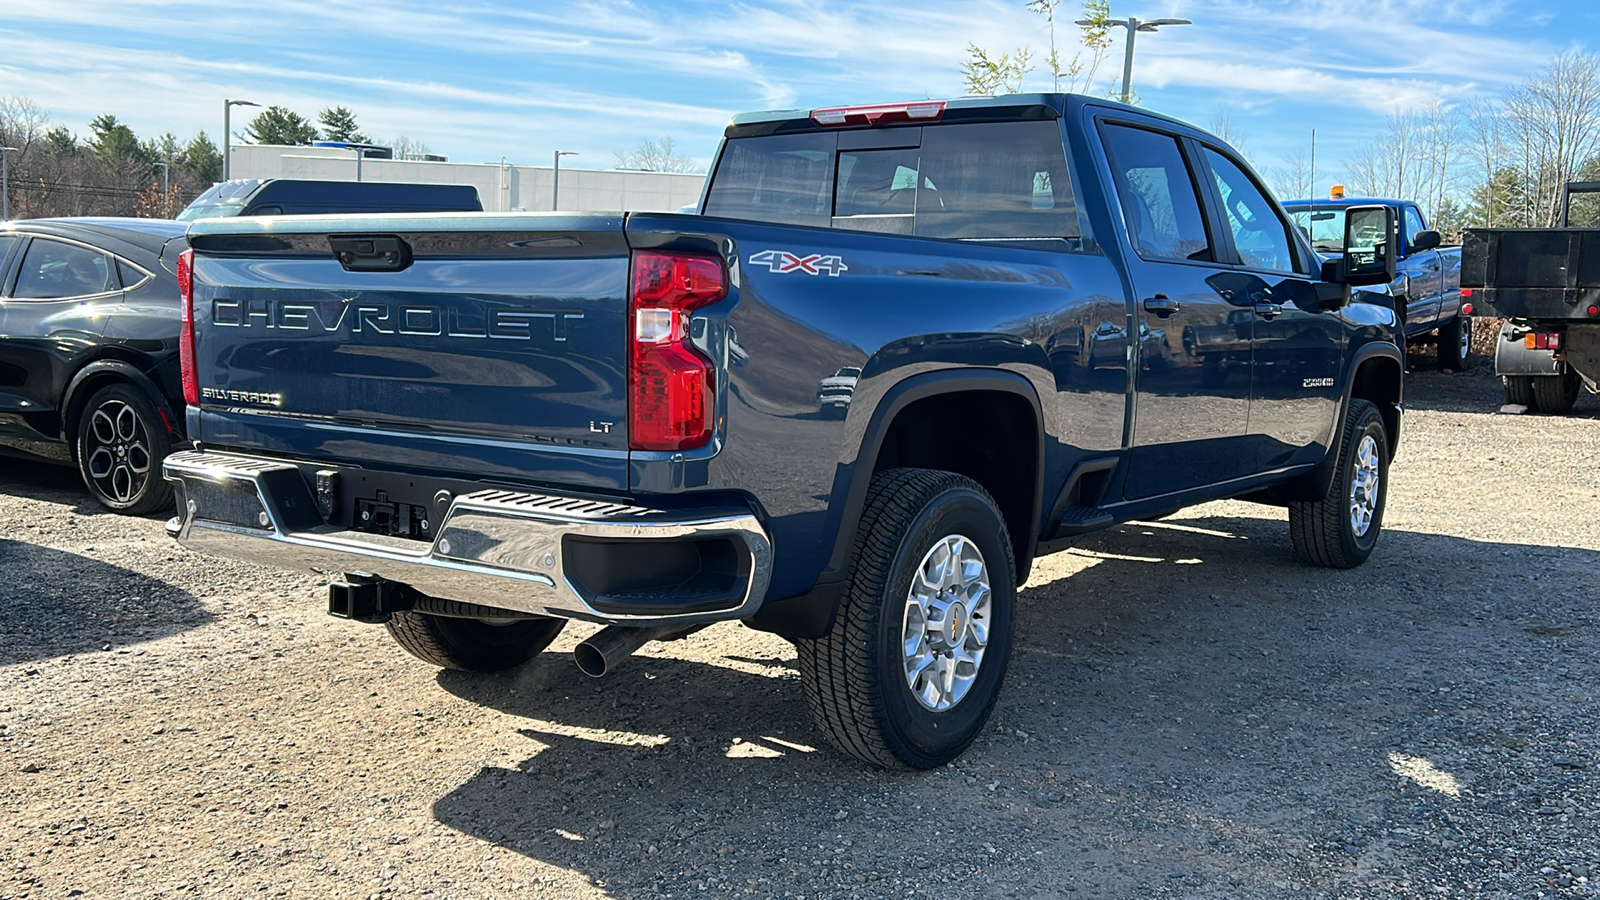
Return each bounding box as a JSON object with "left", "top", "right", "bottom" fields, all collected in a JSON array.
[{"left": 228, "top": 144, "right": 707, "bottom": 213}]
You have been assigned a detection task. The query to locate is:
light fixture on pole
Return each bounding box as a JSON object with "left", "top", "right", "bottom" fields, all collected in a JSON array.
[
  {"left": 222, "top": 99, "right": 260, "bottom": 181},
  {"left": 1075, "top": 15, "right": 1191, "bottom": 104},
  {"left": 553, "top": 150, "right": 578, "bottom": 211},
  {"left": 153, "top": 161, "right": 171, "bottom": 217},
  {"left": 0, "top": 146, "right": 17, "bottom": 222}
]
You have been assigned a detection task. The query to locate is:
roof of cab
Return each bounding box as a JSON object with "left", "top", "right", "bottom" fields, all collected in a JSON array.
[{"left": 723, "top": 92, "right": 1226, "bottom": 146}]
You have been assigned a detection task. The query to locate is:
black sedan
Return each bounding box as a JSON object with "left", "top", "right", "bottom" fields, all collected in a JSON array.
[{"left": 0, "top": 218, "right": 188, "bottom": 515}]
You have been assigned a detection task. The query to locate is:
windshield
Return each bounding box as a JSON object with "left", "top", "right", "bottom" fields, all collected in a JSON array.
[
  {"left": 1284, "top": 205, "right": 1349, "bottom": 253},
  {"left": 176, "top": 180, "right": 262, "bottom": 221}
]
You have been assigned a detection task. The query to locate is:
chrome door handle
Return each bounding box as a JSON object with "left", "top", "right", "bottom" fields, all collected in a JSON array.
[
  {"left": 1254, "top": 302, "right": 1283, "bottom": 320},
  {"left": 1143, "top": 296, "right": 1181, "bottom": 318}
]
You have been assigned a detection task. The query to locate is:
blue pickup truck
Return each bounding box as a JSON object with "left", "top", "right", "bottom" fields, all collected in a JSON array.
[
  {"left": 164, "top": 94, "right": 1403, "bottom": 769},
  {"left": 1283, "top": 196, "right": 1467, "bottom": 370}
]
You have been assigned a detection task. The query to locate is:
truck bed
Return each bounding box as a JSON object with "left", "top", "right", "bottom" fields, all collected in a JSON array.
[{"left": 1461, "top": 227, "right": 1600, "bottom": 320}]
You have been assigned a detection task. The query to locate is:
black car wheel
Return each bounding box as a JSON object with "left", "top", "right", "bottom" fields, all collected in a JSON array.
[
  {"left": 76, "top": 383, "right": 173, "bottom": 516},
  {"left": 1288, "top": 399, "right": 1389, "bottom": 569},
  {"left": 1504, "top": 375, "right": 1536, "bottom": 407},
  {"left": 1531, "top": 369, "right": 1583, "bottom": 415},
  {"left": 1437, "top": 316, "right": 1471, "bottom": 372},
  {"left": 797, "top": 468, "right": 1016, "bottom": 770}
]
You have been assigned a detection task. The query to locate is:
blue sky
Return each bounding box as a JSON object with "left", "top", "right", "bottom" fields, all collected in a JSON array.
[{"left": 2, "top": 0, "right": 1596, "bottom": 193}]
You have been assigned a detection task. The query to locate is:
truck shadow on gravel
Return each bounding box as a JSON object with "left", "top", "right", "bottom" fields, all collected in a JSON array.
[
  {"left": 429, "top": 513, "right": 1599, "bottom": 897},
  {"left": 1403, "top": 367, "right": 1600, "bottom": 417},
  {"left": 0, "top": 454, "right": 158, "bottom": 518},
  {"left": 0, "top": 539, "right": 211, "bottom": 665}
]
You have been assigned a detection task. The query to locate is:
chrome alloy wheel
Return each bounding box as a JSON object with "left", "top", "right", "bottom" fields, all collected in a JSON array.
[
  {"left": 901, "top": 534, "right": 992, "bottom": 712},
  {"left": 1349, "top": 434, "right": 1382, "bottom": 538},
  {"left": 1457, "top": 319, "right": 1472, "bottom": 362},
  {"left": 85, "top": 399, "right": 152, "bottom": 504}
]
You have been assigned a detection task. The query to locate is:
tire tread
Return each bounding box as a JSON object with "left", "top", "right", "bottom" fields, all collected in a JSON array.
[{"left": 797, "top": 468, "right": 1013, "bottom": 769}]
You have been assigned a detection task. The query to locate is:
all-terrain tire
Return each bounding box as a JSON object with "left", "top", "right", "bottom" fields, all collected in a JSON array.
[
  {"left": 797, "top": 468, "right": 1016, "bottom": 770},
  {"left": 1531, "top": 370, "right": 1582, "bottom": 415},
  {"left": 1504, "top": 375, "right": 1536, "bottom": 407},
  {"left": 1437, "top": 315, "right": 1471, "bottom": 372},
  {"left": 75, "top": 383, "right": 174, "bottom": 516},
  {"left": 384, "top": 609, "right": 566, "bottom": 672},
  {"left": 1289, "top": 399, "right": 1389, "bottom": 569}
]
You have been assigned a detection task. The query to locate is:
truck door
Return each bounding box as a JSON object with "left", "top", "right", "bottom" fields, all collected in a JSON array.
[
  {"left": 1194, "top": 144, "right": 1344, "bottom": 472},
  {"left": 1097, "top": 120, "right": 1254, "bottom": 498},
  {"left": 0, "top": 236, "right": 122, "bottom": 444},
  {"left": 1400, "top": 204, "right": 1443, "bottom": 330}
]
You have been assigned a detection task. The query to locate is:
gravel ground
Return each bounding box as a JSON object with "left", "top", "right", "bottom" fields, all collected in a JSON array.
[{"left": 2, "top": 363, "right": 1598, "bottom": 900}]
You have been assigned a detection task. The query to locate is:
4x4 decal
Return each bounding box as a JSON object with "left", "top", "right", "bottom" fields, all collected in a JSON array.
[{"left": 748, "top": 249, "right": 848, "bottom": 277}]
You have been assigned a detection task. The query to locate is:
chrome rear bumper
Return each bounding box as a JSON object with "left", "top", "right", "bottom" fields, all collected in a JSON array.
[{"left": 162, "top": 450, "right": 773, "bottom": 626}]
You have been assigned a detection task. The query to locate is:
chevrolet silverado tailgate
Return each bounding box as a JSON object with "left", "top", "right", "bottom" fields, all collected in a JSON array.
[{"left": 185, "top": 214, "right": 631, "bottom": 488}]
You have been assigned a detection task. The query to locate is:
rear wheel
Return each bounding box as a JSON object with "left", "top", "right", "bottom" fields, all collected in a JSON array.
[
  {"left": 385, "top": 609, "right": 566, "bottom": 672},
  {"left": 1289, "top": 399, "right": 1389, "bottom": 569},
  {"left": 1531, "top": 369, "right": 1582, "bottom": 415},
  {"left": 75, "top": 383, "right": 173, "bottom": 516},
  {"left": 1504, "top": 375, "right": 1536, "bottom": 407},
  {"left": 1437, "top": 316, "right": 1471, "bottom": 372},
  {"left": 797, "top": 468, "right": 1016, "bottom": 770}
]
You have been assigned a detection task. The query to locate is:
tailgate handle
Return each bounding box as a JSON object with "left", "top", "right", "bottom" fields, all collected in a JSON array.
[{"left": 330, "top": 235, "right": 413, "bottom": 273}]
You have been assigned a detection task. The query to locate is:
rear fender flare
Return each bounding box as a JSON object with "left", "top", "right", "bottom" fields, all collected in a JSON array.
[
  {"left": 1284, "top": 342, "right": 1402, "bottom": 502},
  {"left": 749, "top": 369, "right": 1045, "bottom": 640},
  {"left": 60, "top": 360, "right": 182, "bottom": 452}
]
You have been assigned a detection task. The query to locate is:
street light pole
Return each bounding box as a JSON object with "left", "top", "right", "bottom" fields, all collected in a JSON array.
[
  {"left": 222, "top": 99, "right": 260, "bottom": 181},
  {"left": 0, "top": 147, "right": 17, "bottom": 222},
  {"left": 553, "top": 150, "right": 578, "bottom": 211},
  {"left": 154, "top": 161, "right": 171, "bottom": 216},
  {"left": 1075, "top": 15, "right": 1191, "bottom": 104}
]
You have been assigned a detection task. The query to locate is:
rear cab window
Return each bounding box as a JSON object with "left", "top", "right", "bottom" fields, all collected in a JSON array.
[{"left": 703, "top": 120, "right": 1089, "bottom": 250}]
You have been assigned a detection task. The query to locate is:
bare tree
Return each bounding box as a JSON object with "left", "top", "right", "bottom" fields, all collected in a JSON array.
[
  {"left": 614, "top": 137, "right": 702, "bottom": 174},
  {"left": 1268, "top": 148, "right": 1316, "bottom": 201},
  {"left": 1502, "top": 50, "right": 1600, "bottom": 225},
  {"left": 1209, "top": 106, "right": 1249, "bottom": 156},
  {"left": 389, "top": 135, "right": 434, "bottom": 161},
  {"left": 1464, "top": 95, "right": 1506, "bottom": 226},
  {"left": 963, "top": 0, "right": 1113, "bottom": 96}
]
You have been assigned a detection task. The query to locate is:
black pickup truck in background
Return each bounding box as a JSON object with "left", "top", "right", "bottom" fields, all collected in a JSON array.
[
  {"left": 1462, "top": 181, "right": 1600, "bottom": 414},
  {"left": 165, "top": 93, "right": 1404, "bottom": 769}
]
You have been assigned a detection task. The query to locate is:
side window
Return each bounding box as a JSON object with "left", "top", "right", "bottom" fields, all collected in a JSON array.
[
  {"left": 11, "top": 239, "right": 115, "bottom": 300},
  {"left": 1202, "top": 147, "right": 1300, "bottom": 274},
  {"left": 1403, "top": 206, "right": 1427, "bottom": 249},
  {"left": 1100, "top": 124, "right": 1212, "bottom": 262},
  {"left": 116, "top": 259, "right": 150, "bottom": 289},
  {"left": 0, "top": 235, "right": 19, "bottom": 286},
  {"left": 702, "top": 132, "right": 836, "bottom": 228},
  {"left": 912, "top": 120, "right": 1082, "bottom": 244}
]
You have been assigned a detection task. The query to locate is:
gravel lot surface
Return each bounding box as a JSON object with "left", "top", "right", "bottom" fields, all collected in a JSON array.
[{"left": 2, "top": 364, "right": 1598, "bottom": 899}]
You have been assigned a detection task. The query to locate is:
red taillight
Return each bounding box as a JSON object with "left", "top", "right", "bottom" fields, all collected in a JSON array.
[
  {"left": 1589, "top": 305, "right": 1599, "bottom": 317},
  {"left": 1462, "top": 303, "right": 1474, "bottom": 316},
  {"left": 177, "top": 248, "right": 198, "bottom": 406},
  {"left": 1459, "top": 288, "right": 1473, "bottom": 298},
  {"left": 810, "top": 100, "right": 946, "bottom": 127},
  {"left": 628, "top": 251, "right": 726, "bottom": 451}
]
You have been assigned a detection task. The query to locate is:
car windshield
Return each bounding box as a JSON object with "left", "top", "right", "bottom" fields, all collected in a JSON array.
[
  {"left": 1285, "top": 205, "right": 1349, "bottom": 254},
  {"left": 176, "top": 180, "right": 261, "bottom": 221}
]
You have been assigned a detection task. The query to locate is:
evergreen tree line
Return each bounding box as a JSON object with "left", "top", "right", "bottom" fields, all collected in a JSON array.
[
  {"left": 0, "top": 96, "right": 221, "bottom": 219},
  {"left": 0, "top": 99, "right": 430, "bottom": 220}
]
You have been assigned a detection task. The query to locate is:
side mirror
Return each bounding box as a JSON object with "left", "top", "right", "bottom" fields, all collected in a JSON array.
[
  {"left": 1339, "top": 204, "right": 1397, "bottom": 287},
  {"left": 1410, "top": 229, "right": 1442, "bottom": 253}
]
